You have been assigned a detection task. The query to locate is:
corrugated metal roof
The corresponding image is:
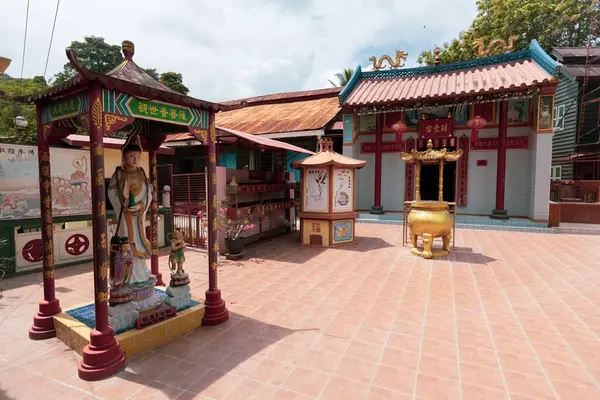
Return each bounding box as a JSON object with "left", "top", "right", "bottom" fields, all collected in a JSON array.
[
  {"left": 216, "top": 95, "right": 341, "bottom": 135},
  {"left": 562, "top": 64, "right": 600, "bottom": 78},
  {"left": 216, "top": 127, "right": 314, "bottom": 154},
  {"left": 553, "top": 47, "right": 600, "bottom": 58},
  {"left": 221, "top": 87, "right": 341, "bottom": 106},
  {"left": 345, "top": 60, "right": 552, "bottom": 107}
]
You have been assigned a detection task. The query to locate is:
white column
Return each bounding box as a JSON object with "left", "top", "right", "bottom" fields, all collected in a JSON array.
[{"left": 531, "top": 133, "right": 553, "bottom": 221}]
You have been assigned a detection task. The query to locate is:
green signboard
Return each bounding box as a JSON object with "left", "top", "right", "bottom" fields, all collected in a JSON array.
[
  {"left": 127, "top": 97, "right": 192, "bottom": 125},
  {"left": 42, "top": 92, "right": 88, "bottom": 123}
]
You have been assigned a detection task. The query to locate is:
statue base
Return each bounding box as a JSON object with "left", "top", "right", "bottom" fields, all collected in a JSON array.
[
  {"left": 169, "top": 272, "right": 190, "bottom": 287},
  {"left": 108, "top": 302, "right": 140, "bottom": 333},
  {"left": 108, "top": 286, "right": 134, "bottom": 306},
  {"left": 165, "top": 283, "right": 191, "bottom": 310},
  {"left": 131, "top": 276, "right": 158, "bottom": 302}
]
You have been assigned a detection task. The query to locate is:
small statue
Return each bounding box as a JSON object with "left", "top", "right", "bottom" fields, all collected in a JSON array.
[
  {"left": 169, "top": 230, "right": 186, "bottom": 276},
  {"left": 369, "top": 50, "right": 408, "bottom": 70},
  {"left": 110, "top": 237, "right": 133, "bottom": 289}
]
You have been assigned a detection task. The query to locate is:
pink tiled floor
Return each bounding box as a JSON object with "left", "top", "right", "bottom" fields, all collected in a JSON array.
[{"left": 2, "top": 224, "right": 600, "bottom": 399}]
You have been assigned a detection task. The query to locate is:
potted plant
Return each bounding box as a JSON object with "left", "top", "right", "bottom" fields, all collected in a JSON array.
[{"left": 215, "top": 199, "right": 261, "bottom": 255}]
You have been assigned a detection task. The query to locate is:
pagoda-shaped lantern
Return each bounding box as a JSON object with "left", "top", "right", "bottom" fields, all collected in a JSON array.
[{"left": 292, "top": 138, "right": 366, "bottom": 246}]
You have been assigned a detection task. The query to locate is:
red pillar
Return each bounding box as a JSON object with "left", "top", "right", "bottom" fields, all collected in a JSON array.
[
  {"left": 371, "top": 113, "right": 384, "bottom": 214},
  {"left": 149, "top": 148, "right": 164, "bottom": 286},
  {"left": 29, "top": 109, "right": 62, "bottom": 340},
  {"left": 203, "top": 111, "right": 229, "bottom": 326},
  {"left": 491, "top": 100, "right": 509, "bottom": 220},
  {"left": 78, "top": 83, "right": 126, "bottom": 381}
]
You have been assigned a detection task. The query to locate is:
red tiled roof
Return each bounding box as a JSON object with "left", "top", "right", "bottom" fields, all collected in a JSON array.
[
  {"left": 344, "top": 60, "right": 553, "bottom": 107},
  {"left": 328, "top": 121, "right": 343, "bottom": 130},
  {"left": 216, "top": 127, "right": 314, "bottom": 155}
]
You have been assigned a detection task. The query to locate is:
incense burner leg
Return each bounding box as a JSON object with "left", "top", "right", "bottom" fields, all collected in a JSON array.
[
  {"left": 422, "top": 233, "right": 433, "bottom": 259},
  {"left": 410, "top": 233, "right": 418, "bottom": 249},
  {"left": 442, "top": 231, "right": 452, "bottom": 253}
]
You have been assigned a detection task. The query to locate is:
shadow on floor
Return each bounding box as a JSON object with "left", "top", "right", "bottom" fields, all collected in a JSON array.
[
  {"left": 108, "top": 312, "right": 318, "bottom": 397},
  {"left": 241, "top": 234, "right": 394, "bottom": 264}
]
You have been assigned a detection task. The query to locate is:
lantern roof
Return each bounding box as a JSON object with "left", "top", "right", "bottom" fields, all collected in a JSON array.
[{"left": 292, "top": 137, "right": 366, "bottom": 169}]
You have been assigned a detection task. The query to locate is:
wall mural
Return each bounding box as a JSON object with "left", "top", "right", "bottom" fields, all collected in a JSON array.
[
  {"left": 304, "top": 167, "right": 329, "bottom": 212},
  {"left": 0, "top": 144, "right": 92, "bottom": 220},
  {"left": 333, "top": 169, "right": 353, "bottom": 212},
  {"left": 507, "top": 98, "right": 529, "bottom": 123},
  {"left": 333, "top": 220, "right": 353, "bottom": 243}
]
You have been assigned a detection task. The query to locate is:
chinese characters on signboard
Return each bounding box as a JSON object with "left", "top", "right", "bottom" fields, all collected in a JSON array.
[
  {"left": 360, "top": 142, "right": 404, "bottom": 154},
  {"left": 419, "top": 119, "right": 453, "bottom": 138},
  {"left": 470, "top": 136, "right": 529, "bottom": 151}
]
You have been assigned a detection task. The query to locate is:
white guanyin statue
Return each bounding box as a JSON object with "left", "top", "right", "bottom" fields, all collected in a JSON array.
[{"left": 108, "top": 135, "right": 164, "bottom": 314}]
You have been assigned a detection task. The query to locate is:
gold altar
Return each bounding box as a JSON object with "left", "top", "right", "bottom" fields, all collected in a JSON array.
[{"left": 400, "top": 140, "right": 463, "bottom": 258}]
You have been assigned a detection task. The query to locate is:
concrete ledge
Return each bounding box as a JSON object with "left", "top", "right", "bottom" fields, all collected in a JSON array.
[{"left": 54, "top": 297, "right": 205, "bottom": 359}]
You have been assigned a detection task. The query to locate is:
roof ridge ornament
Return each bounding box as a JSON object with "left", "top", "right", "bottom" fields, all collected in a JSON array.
[
  {"left": 318, "top": 137, "right": 334, "bottom": 152},
  {"left": 122, "top": 40, "right": 135, "bottom": 60},
  {"left": 369, "top": 50, "right": 408, "bottom": 71},
  {"left": 473, "top": 36, "right": 519, "bottom": 58},
  {"left": 65, "top": 46, "right": 88, "bottom": 76}
]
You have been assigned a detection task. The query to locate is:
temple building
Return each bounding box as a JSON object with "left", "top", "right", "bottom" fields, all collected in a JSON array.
[{"left": 340, "top": 40, "right": 559, "bottom": 222}]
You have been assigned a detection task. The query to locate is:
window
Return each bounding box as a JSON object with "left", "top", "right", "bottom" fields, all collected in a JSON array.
[
  {"left": 554, "top": 104, "right": 566, "bottom": 131},
  {"left": 550, "top": 165, "right": 562, "bottom": 181}
]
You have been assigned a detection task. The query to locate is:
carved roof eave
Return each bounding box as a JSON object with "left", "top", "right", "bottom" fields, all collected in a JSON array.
[
  {"left": 350, "top": 87, "right": 542, "bottom": 116},
  {"left": 11, "top": 47, "right": 244, "bottom": 113}
]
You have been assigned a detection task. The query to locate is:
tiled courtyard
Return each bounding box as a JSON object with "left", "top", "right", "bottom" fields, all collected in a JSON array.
[{"left": 1, "top": 224, "right": 600, "bottom": 399}]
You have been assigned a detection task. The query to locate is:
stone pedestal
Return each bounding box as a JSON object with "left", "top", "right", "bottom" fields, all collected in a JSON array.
[
  {"left": 108, "top": 302, "right": 139, "bottom": 332},
  {"left": 165, "top": 274, "right": 191, "bottom": 310}
]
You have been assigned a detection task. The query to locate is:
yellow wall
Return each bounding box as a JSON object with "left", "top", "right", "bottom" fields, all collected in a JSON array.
[
  {"left": 83, "top": 147, "right": 149, "bottom": 178},
  {"left": 302, "top": 219, "right": 330, "bottom": 246}
]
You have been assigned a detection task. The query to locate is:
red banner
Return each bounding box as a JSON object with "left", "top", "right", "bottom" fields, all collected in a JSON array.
[
  {"left": 457, "top": 136, "right": 469, "bottom": 207},
  {"left": 405, "top": 138, "right": 416, "bottom": 202},
  {"left": 419, "top": 118, "right": 454, "bottom": 138},
  {"left": 470, "top": 136, "right": 529, "bottom": 151},
  {"left": 360, "top": 141, "right": 404, "bottom": 154}
]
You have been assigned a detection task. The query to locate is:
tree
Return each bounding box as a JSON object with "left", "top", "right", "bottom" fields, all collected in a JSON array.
[
  {"left": 328, "top": 68, "right": 355, "bottom": 87},
  {"left": 53, "top": 36, "right": 123, "bottom": 84},
  {"left": 0, "top": 74, "right": 48, "bottom": 144},
  {"left": 418, "top": 0, "right": 600, "bottom": 66},
  {"left": 144, "top": 68, "right": 160, "bottom": 81},
  {"left": 160, "top": 72, "right": 189, "bottom": 95}
]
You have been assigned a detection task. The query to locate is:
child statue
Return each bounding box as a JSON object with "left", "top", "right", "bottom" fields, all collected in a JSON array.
[{"left": 169, "top": 230, "right": 186, "bottom": 276}]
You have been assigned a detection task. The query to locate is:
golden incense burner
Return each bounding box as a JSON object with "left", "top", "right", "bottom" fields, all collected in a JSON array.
[{"left": 400, "top": 140, "right": 463, "bottom": 258}]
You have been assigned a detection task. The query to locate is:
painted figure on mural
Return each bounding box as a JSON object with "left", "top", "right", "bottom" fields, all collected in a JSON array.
[{"left": 107, "top": 135, "right": 154, "bottom": 286}]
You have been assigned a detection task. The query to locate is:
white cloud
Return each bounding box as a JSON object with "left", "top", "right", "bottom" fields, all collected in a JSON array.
[{"left": 0, "top": 0, "right": 477, "bottom": 102}]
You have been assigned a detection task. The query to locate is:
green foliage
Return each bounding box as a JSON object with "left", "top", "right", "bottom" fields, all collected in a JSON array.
[
  {"left": 53, "top": 36, "right": 123, "bottom": 84},
  {"left": 160, "top": 72, "right": 189, "bottom": 95},
  {"left": 329, "top": 68, "right": 355, "bottom": 87},
  {"left": 418, "top": 0, "right": 600, "bottom": 66},
  {"left": 0, "top": 74, "right": 48, "bottom": 144}
]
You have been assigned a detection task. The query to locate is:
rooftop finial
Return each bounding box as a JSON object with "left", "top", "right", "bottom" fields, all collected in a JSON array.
[
  {"left": 122, "top": 40, "right": 135, "bottom": 60},
  {"left": 318, "top": 137, "right": 334, "bottom": 152},
  {"left": 434, "top": 48, "right": 441, "bottom": 66}
]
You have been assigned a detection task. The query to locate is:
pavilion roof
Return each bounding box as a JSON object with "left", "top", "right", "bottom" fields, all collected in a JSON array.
[
  {"left": 340, "top": 40, "right": 560, "bottom": 113},
  {"left": 292, "top": 138, "right": 366, "bottom": 169},
  {"left": 14, "top": 41, "right": 234, "bottom": 112}
]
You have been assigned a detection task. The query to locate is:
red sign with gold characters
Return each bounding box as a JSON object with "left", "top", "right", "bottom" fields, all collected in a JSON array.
[
  {"left": 360, "top": 141, "right": 405, "bottom": 154},
  {"left": 419, "top": 118, "right": 454, "bottom": 138},
  {"left": 470, "top": 136, "right": 529, "bottom": 151}
]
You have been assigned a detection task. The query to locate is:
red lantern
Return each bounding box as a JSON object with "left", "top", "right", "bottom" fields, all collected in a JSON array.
[
  {"left": 392, "top": 121, "right": 408, "bottom": 143},
  {"left": 467, "top": 115, "right": 486, "bottom": 146}
]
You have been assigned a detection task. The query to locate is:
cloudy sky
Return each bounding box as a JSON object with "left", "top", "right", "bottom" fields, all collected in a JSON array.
[{"left": 1, "top": 0, "right": 477, "bottom": 102}]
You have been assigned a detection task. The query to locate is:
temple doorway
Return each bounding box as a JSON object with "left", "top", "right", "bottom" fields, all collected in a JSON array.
[{"left": 419, "top": 162, "right": 456, "bottom": 202}]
